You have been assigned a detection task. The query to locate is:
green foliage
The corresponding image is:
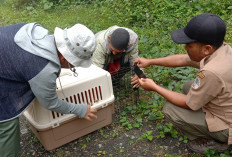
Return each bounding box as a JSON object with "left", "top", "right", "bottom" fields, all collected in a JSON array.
[
  {"left": 204, "top": 149, "right": 232, "bottom": 157},
  {"left": 97, "top": 150, "right": 106, "bottom": 156},
  {"left": 112, "top": 132, "right": 119, "bottom": 138},
  {"left": 179, "top": 136, "right": 188, "bottom": 144},
  {"left": 80, "top": 143, "right": 87, "bottom": 149},
  {"left": 137, "top": 130, "right": 154, "bottom": 142},
  {"left": 119, "top": 95, "right": 164, "bottom": 130},
  {"left": 119, "top": 116, "right": 133, "bottom": 130},
  {"left": 85, "top": 136, "right": 91, "bottom": 142},
  {"left": 156, "top": 122, "right": 178, "bottom": 138},
  {"left": 99, "top": 129, "right": 109, "bottom": 138},
  {"left": 32, "top": 136, "right": 38, "bottom": 142}
]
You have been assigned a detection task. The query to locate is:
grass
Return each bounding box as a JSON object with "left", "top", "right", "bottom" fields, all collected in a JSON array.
[
  {"left": 0, "top": 2, "right": 101, "bottom": 32},
  {"left": 0, "top": 0, "right": 132, "bottom": 33}
]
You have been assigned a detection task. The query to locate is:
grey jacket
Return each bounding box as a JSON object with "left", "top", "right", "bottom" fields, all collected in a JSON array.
[{"left": 14, "top": 23, "right": 87, "bottom": 118}]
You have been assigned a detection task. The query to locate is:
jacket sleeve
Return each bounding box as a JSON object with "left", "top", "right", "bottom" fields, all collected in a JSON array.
[
  {"left": 92, "top": 40, "right": 108, "bottom": 69},
  {"left": 28, "top": 62, "right": 87, "bottom": 118},
  {"left": 126, "top": 40, "right": 139, "bottom": 71},
  {"left": 129, "top": 43, "right": 139, "bottom": 64}
]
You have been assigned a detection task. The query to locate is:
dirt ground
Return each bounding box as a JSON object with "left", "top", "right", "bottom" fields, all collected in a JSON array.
[
  {"left": 19, "top": 105, "right": 204, "bottom": 157},
  {"left": 18, "top": 76, "right": 204, "bottom": 157}
]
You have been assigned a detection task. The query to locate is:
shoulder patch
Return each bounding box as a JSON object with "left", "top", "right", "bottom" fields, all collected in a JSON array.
[
  {"left": 197, "top": 72, "right": 205, "bottom": 79},
  {"left": 192, "top": 77, "right": 201, "bottom": 89}
]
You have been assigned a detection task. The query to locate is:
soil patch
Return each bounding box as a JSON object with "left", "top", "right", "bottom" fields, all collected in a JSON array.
[{"left": 19, "top": 107, "right": 203, "bottom": 157}]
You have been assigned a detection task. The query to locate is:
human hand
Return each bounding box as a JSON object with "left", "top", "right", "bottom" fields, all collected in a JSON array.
[
  {"left": 138, "top": 78, "right": 156, "bottom": 91},
  {"left": 131, "top": 75, "right": 140, "bottom": 88},
  {"left": 83, "top": 104, "right": 97, "bottom": 121},
  {"left": 133, "top": 57, "right": 150, "bottom": 68}
]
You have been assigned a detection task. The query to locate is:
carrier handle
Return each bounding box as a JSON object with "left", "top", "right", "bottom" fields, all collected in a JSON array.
[{"left": 59, "top": 72, "right": 72, "bottom": 77}]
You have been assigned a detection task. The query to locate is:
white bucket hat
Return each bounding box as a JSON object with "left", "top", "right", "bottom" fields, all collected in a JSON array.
[{"left": 54, "top": 24, "right": 96, "bottom": 68}]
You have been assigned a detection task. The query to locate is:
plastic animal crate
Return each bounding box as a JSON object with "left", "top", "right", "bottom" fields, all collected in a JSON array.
[{"left": 23, "top": 65, "right": 115, "bottom": 150}]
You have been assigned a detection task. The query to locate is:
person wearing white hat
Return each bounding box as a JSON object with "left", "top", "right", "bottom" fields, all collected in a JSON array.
[{"left": 0, "top": 22, "right": 97, "bottom": 156}]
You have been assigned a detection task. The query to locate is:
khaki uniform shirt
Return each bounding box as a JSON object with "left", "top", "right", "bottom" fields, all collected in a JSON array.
[
  {"left": 186, "top": 43, "right": 232, "bottom": 144},
  {"left": 92, "top": 25, "right": 139, "bottom": 70}
]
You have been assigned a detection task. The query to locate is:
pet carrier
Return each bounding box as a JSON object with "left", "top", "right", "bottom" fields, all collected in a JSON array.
[{"left": 23, "top": 65, "right": 115, "bottom": 150}]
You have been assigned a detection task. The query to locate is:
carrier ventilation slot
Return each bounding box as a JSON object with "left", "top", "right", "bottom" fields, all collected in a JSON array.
[{"left": 51, "top": 85, "right": 103, "bottom": 119}]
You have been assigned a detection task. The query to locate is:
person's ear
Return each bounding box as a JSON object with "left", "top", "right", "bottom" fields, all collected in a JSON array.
[
  {"left": 203, "top": 45, "right": 216, "bottom": 55},
  {"left": 108, "top": 35, "right": 111, "bottom": 42},
  {"left": 58, "top": 52, "right": 66, "bottom": 64},
  {"left": 60, "top": 56, "right": 66, "bottom": 63}
]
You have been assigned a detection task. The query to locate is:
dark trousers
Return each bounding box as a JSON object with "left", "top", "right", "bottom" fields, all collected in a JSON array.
[{"left": 0, "top": 118, "right": 20, "bottom": 157}]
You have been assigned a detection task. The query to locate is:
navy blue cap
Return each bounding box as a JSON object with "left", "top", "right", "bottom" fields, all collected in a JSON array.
[
  {"left": 171, "top": 13, "right": 226, "bottom": 47},
  {"left": 110, "top": 28, "right": 129, "bottom": 50}
]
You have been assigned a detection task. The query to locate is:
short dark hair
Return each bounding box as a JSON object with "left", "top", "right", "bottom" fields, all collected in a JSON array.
[
  {"left": 110, "top": 28, "right": 129, "bottom": 50},
  {"left": 171, "top": 13, "right": 226, "bottom": 48}
]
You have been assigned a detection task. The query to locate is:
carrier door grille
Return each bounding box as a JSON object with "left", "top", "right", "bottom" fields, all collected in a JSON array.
[{"left": 51, "top": 86, "right": 103, "bottom": 119}]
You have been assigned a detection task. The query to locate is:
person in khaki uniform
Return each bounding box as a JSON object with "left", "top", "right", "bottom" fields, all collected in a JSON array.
[
  {"left": 132, "top": 13, "right": 232, "bottom": 153},
  {"left": 92, "top": 26, "right": 139, "bottom": 86}
]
